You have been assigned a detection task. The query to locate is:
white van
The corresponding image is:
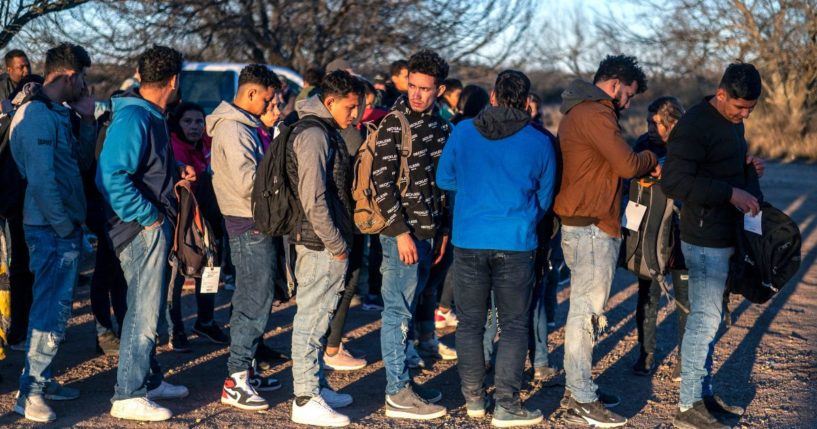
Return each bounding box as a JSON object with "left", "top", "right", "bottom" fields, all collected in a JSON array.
[{"left": 181, "top": 62, "right": 303, "bottom": 113}]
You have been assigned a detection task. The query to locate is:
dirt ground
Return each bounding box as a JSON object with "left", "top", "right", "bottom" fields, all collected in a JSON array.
[{"left": 1, "top": 161, "right": 815, "bottom": 428}]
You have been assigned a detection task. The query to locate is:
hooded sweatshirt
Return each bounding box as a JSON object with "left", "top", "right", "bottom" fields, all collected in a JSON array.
[
  {"left": 10, "top": 89, "right": 96, "bottom": 237},
  {"left": 437, "top": 106, "right": 556, "bottom": 251},
  {"left": 371, "top": 96, "right": 451, "bottom": 240},
  {"left": 554, "top": 79, "right": 657, "bottom": 238},
  {"left": 286, "top": 95, "right": 353, "bottom": 255},
  {"left": 96, "top": 92, "right": 178, "bottom": 250},
  {"left": 206, "top": 101, "right": 265, "bottom": 236}
]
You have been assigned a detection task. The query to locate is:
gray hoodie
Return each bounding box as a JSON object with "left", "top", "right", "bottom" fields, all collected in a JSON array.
[
  {"left": 10, "top": 95, "right": 96, "bottom": 237},
  {"left": 207, "top": 101, "right": 264, "bottom": 219},
  {"left": 559, "top": 79, "right": 613, "bottom": 114}
]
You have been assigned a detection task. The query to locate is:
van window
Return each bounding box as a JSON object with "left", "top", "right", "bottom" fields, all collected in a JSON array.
[{"left": 180, "top": 70, "right": 236, "bottom": 113}]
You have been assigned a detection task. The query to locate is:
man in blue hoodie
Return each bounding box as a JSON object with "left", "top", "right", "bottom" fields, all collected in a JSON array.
[
  {"left": 9, "top": 42, "right": 95, "bottom": 424},
  {"left": 437, "top": 70, "right": 556, "bottom": 427},
  {"left": 97, "top": 46, "right": 193, "bottom": 422}
]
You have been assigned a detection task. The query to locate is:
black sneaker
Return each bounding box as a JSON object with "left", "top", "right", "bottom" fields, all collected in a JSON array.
[
  {"left": 703, "top": 395, "right": 744, "bottom": 417},
  {"left": 97, "top": 331, "right": 120, "bottom": 356},
  {"left": 465, "top": 395, "right": 492, "bottom": 418},
  {"left": 564, "top": 397, "right": 627, "bottom": 428},
  {"left": 193, "top": 321, "right": 229, "bottom": 344},
  {"left": 532, "top": 367, "right": 563, "bottom": 386},
  {"left": 254, "top": 342, "right": 289, "bottom": 370},
  {"left": 492, "top": 402, "right": 543, "bottom": 427},
  {"left": 673, "top": 401, "right": 729, "bottom": 429},
  {"left": 247, "top": 367, "right": 281, "bottom": 392},
  {"left": 633, "top": 352, "right": 656, "bottom": 376},
  {"left": 561, "top": 389, "right": 619, "bottom": 409},
  {"left": 410, "top": 381, "right": 442, "bottom": 404},
  {"left": 385, "top": 386, "right": 447, "bottom": 420},
  {"left": 170, "top": 333, "right": 192, "bottom": 353}
]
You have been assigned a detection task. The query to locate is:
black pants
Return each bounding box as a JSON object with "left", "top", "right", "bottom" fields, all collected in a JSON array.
[
  {"left": 635, "top": 270, "right": 689, "bottom": 355},
  {"left": 436, "top": 241, "right": 455, "bottom": 310},
  {"left": 326, "top": 234, "right": 365, "bottom": 348},
  {"left": 86, "top": 203, "right": 129, "bottom": 336},
  {"left": 168, "top": 275, "right": 216, "bottom": 335},
  {"left": 5, "top": 215, "right": 34, "bottom": 345}
]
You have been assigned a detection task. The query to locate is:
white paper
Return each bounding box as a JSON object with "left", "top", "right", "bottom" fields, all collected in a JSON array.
[
  {"left": 624, "top": 201, "right": 648, "bottom": 231},
  {"left": 200, "top": 266, "right": 221, "bottom": 294},
  {"left": 744, "top": 211, "right": 763, "bottom": 235}
]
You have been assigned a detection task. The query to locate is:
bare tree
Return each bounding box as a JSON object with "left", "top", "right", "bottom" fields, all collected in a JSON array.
[{"left": 0, "top": 0, "right": 90, "bottom": 49}]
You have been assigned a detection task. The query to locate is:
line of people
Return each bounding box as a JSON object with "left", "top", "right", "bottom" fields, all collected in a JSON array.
[{"left": 0, "top": 42, "right": 766, "bottom": 429}]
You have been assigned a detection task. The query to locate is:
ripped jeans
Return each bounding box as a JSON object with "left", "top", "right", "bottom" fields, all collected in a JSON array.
[
  {"left": 379, "top": 235, "right": 432, "bottom": 396},
  {"left": 20, "top": 225, "right": 82, "bottom": 397},
  {"left": 561, "top": 224, "right": 621, "bottom": 404}
]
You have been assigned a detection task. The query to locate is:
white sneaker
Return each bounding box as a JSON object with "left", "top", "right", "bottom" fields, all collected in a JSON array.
[
  {"left": 405, "top": 342, "right": 426, "bottom": 369},
  {"left": 147, "top": 381, "right": 189, "bottom": 400},
  {"left": 14, "top": 394, "right": 56, "bottom": 423},
  {"left": 321, "top": 387, "right": 353, "bottom": 408},
  {"left": 292, "top": 395, "right": 350, "bottom": 427},
  {"left": 110, "top": 397, "right": 172, "bottom": 421},
  {"left": 221, "top": 370, "right": 269, "bottom": 411}
]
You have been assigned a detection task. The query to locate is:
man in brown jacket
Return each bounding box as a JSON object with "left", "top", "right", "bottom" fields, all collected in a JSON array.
[{"left": 555, "top": 55, "right": 657, "bottom": 428}]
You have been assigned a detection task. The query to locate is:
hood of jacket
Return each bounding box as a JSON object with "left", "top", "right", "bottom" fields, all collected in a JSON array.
[
  {"left": 472, "top": 106, "right": 530, "bottom": 140},
  {"left": 295, "top": 94, "right": 337, "bottom": 123},
  {"left": 206, "top": 100, "right": 262, "bottom": 136},
  {"left": 111, "top": 89, "right": 165, "bottom": 119},
  {"left": 559, "top": 79, "right": 612, "bottom": 114}
]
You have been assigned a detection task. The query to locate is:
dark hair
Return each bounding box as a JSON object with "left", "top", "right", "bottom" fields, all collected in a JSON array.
[
  {"left": 529, "top": 93, "right": 541, "bottom": 105},
  {"left": 493, "top": 70, "right": 531, "bottom": 110},
  {"left": 390, "top": 60, "right": 408, "bottom": 78},
  {"left": 408, "top": 50, "right": 449, "bottom": 84},
  {"left": 137, "top": 45, "right": 182, "bottom": 86},
  {"left": 303, "top": 67, "right": 324, "bottom": 87},
  {"left": 443, "top": 78, "right": 463, "bottom": 93},
  {"left": 647, "top": 96, "right": 685, "bottom": 128},
  {"left": 360, "top": 78, "right": 377, "bottom": 97},
  {"left": 719, "top": 63, "right": 762, "bottom": 100},
  {"left": 4, "top": 49, "right": 28, "bottom": 67},
  {"left": 44, "top": 43, "right": 91, "bottom": 77},
  {"left": 238, "top": 64, "right": 280, "bottom": 90},
  {"left": 593, "top": 54, "right": 647, "bottom": 94},
  {"left": 453, "top": 84, "right": 489, "bottom": 123},
  {"left": 321, "top": 70, "right": 364, "bottom": 99},
  {"left": 169, "top": 101, "right": 206, "bottom": 138}
]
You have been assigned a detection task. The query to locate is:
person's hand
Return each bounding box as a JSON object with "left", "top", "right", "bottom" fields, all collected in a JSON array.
[
  {"left": 397, "top": 232, "right": 418, "bottom": 265},
  {"left": 433, "top": 234, "right": 449, "bottom": 266},
  {"left": 0, "top": 98, "right": 13, "bottom": 114},
  {"left": 334, "top": 250, "right": 349, "bottom": 262},
  {"left": 179, "top": 164, "right": 197, "bottom": 182},
  {"left": 746, "top": 155, "right": 765, "bottom": 178},
  {"left": 70, "top": 90, "right": 96, "bottom": 122},
  {"left": 146, "top": 214, "right": 164, "bottom": 230},
  {"left": 730, "top": 187, "right": 760, "bottom": 216},
  {"left": 650, "top": 163, "right": 662, "bottom": 178}
]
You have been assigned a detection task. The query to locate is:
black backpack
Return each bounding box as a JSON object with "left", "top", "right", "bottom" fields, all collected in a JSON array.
[
  {"left": 726, "top": 202, "right": 801, "bottom": 304},
  {"left": 251, "top": 115, "right": 328, "bottom": 236},
  {"left": 169, "top": 180, "right": 219, "bottom": 280}
]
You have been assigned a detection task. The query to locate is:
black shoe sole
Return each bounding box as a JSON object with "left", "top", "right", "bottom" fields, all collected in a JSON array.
[{"left": 193, "top": 327, "right": 229, "bottom": 345}]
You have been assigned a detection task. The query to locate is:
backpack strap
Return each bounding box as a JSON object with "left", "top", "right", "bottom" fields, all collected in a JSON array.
[{"left": 388, "top": 111, "right": 412, "bottom": 197}]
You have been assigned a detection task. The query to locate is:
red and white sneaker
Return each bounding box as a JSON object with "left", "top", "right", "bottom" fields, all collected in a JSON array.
[
  {"left": 221, "top": 370, "right": 269, "bottom": 411},
  {"left": 434, "top": 308, "right": 459, "bottom": 329}
]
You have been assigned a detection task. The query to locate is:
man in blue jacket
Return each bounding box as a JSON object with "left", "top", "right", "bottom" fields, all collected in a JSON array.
[
  {"left": 9, "top": 43, "right": 95, "bottom": 424},
  {"left": 437, "top": 70, "right": 556, "bottom": 427},
  {"left": 97, "top": 46, "right": 194, "bottom": 422}
]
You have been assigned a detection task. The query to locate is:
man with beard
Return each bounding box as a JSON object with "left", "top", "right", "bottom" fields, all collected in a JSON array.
[{"left": 553, "top": 55, "right": 658, "bottom": 427}]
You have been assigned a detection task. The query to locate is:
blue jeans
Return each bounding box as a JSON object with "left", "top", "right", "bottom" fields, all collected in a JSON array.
[
  {"left": 454, "top": 247, "right": 535, "bottom": 409},
  {"left": 529, "top": 267, "right": 550, "bottom": 369},
  {"left": 561, "top": 224, "right": 621, "bottom": 404},
  {"left": 483, "top": 293, "right": 498, "bottom": 366},
  {"left": 227, "top": 229, "right": 277, "bottom": 375},
  {"left": 379, "top": 234, "right": 432, "bottom": 396},
  {"left": 291, "top": 245, "right": 348, "bottom": 397},
  {"left": 113, "top": 221, "right": 170, "bottom": 401},
  {"left": 19, "top": 225, "right": 82, "bottom": 397},
  {"left": 679, "top": 242, "right": 733, "bottom": 409}
]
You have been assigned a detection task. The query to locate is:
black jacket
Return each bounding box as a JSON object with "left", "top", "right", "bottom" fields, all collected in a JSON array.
[
  {"left": 0, "top": 74, "right": 16, "bottom": 101},
  {"left": 371, "top": 96, "right": 451, "bottom": 240},
  {"left": 662, "top": 97, "right": 759, "bottom": 248}
]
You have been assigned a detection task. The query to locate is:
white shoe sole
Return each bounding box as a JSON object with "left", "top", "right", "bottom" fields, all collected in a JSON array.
[
  {"left": 110, "top": 409, "right": 172, "bottom": 421},
  {"left": 220, "top": 396, "right": 270, "bottom": 411},
  {"left": 576, "top": 415, "right": 628, "bottom": 428},
  {"left": 14, "top": 405, "right": 56, "bottom": 423},
  {"left": 385, "top": 408, "right": 447, "bottom": 420},
  {"left": 324, "top": 361, "right": 367, "bottom": 371},
  {"left": 491, "top": 415, "right": 544, "bottom": 427},
  {"left": 292, "top": 415, "right": 350, "bottom": 427},
  {"left": 467, "top": 409, "right": 486, "bottom": 418}
]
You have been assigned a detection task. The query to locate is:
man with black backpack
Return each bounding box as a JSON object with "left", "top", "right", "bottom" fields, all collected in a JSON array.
[
  {"left": 662, "top": 63, "right": 766, "bottom": 429},
  {"left": 8, "top": 43, "right": 95, "bottom": 423},
  {"left": 207, "top": 64, "right": 282, "bottom": 411},
  {"left": 286, "top": 70, "right": 362, "bottom": 427}
]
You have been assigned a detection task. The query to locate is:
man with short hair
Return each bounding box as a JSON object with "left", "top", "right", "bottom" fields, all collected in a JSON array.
[
  {"left": 297, "top": 67, "right": 325, "bottom": 102},
  {"left": 380, "top": 59, "right": 408, "bottom": 108},
  {"left": 554, "top": 55, "right": 657, "bottom": 427},
  {"left": 437, "top": 69, "right": 556, "bottom": 426},
  {"left": 372, "top": 50, "right": 451, "bottom": 420},
  {"left": 9, "top": 42, "right": 95, "bottom": 423},
  {"left": 287, "top": 69, "right": 363, "bottom": 427},
  {"left": 97, "top": 45, "right": 192, "bottom": 422},
  {"left": 208, "top": 64, "right": 283, "bottom": 412},
  {"left": 663, "top": 63, "right": 765, "bottom": 429},
  {"left": 1, "top": 49, "right": 31, "bottom": 109}
]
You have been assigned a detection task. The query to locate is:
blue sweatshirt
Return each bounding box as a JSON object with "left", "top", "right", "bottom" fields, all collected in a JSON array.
[{"left": 436, "top": 107, "right": 556, "bottom": 251}]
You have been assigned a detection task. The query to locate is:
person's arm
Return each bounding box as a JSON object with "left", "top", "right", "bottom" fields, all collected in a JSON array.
[
  {"left": 214, "top": 122, "right": 260, "bottom": 202},
  {"left": 294, "top": 127, "right": 348, "bottom": 256},
  {"left": 12, "top": 104, "right": 75, "bottom": 237},
  {"left": 436, "top": 125, "right": 457, "bottom": 192},
  {"left": 662, "top": 121, "right": 733, "bottom": 206},
  {"left": 370, "top": 114, "right": 411, "bottom": 235},
  {"left": 537, "top": 135, "right": 557, "bottom": 213},
  {"left": 588, "top": 110, "right": 656, "bottom": 179},
  {"left": 96, "top": 108, "right": 160, "bottom": 227}
]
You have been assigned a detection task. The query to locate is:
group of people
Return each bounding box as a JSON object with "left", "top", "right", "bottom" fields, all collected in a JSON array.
[{"left": 0, "top": 41, "right": 767, "bottom": 429}]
